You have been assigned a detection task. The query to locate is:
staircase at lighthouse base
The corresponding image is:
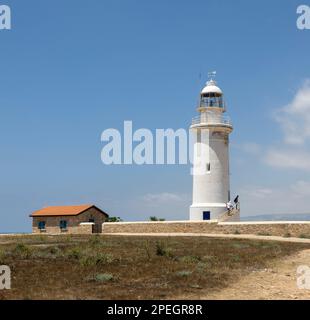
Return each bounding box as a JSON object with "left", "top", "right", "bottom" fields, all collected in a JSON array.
[{"left": 217, "top": 207, "right": 241, "bottom": 222}]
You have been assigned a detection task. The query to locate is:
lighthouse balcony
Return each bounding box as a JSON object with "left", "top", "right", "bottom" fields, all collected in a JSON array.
[{"left": 191, "top": 114, "right": 232, "bottom": 128}]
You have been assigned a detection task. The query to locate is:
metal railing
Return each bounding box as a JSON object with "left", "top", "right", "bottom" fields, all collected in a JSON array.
[{"left": 191, "top": 114, "right": 232, "bottom": 126}]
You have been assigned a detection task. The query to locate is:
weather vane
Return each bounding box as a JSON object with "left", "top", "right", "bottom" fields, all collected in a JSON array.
[{"left": 208, "top": 71, "right": 217, "bottom": 80}]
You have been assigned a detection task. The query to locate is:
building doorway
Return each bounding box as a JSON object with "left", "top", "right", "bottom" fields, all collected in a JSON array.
[
  {"left": 89, "top": 218, "right": 96, "bottom": 233},
  {"left": 203, "top": 211, "right": 210, "bottom": 220}
]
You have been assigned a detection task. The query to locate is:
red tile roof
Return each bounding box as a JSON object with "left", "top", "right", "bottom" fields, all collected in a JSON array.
[{"left": 30, "top": 204, "right": 105, "bottom": 217}]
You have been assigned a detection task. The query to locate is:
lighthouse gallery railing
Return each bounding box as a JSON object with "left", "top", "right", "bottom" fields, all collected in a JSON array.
[{"left": 191, "top": 113, "right": 232, "bottom": 126}]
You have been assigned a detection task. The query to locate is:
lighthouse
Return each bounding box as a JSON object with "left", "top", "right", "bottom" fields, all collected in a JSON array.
[{"left": 190, "top": 74, "right": 239, "bottom": 221}]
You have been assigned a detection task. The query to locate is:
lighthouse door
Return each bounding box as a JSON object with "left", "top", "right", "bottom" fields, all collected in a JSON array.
[{"left": 203, "top": 211, "right": 210, "bottom": 220}]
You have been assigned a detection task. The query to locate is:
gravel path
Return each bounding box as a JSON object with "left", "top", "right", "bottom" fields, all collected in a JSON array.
[{"left": 102, "top": 232, "right": 310, "bottom": 243}]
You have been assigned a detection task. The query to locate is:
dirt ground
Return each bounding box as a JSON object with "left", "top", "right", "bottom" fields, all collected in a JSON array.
[
  {"left": 173, "top": 249, "right": 310, "bottom": 300},
  {"left": 0, "top": 234, "right": 310, "bottom": 300}
]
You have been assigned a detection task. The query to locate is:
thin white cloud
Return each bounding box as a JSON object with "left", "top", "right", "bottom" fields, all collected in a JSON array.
[
  {"left": 264, "top": 149, "right": 310, "bottom": 171},
  {"left": 143, "top": 192, "right": 189, "bottom": 204},
  {"left": 240, "top": 181, "right": 310, "bottom": 215},
  {"left": 290, "top": 180, "right": 310, "bottom": 198},
  {"left": 274, "top": 80, "right": 310, "bottom": 145},
  {"left": 238, "top": 81, "right": 310, "bottom": 216},
  {"left": 259, "top": 80, "right": 310, "bottom": 171},
  {"left": 234, "top": 142, "right": 262, "bottom": 155},
  {"left": 244, "top": 187, "right": 274, "bottom": 199}
]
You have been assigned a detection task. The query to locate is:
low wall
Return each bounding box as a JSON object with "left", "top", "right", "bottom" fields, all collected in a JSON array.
[
  {"left": 74, "top": 223, "right": 94, "bottom": 234},
  {"left": 102, "top": 220, "right": 310, "bottom": 238}
]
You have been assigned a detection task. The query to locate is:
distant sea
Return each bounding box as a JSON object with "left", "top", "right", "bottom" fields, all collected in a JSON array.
[{"left": 241, "top": 213, "right": 310, "bottom": 221}]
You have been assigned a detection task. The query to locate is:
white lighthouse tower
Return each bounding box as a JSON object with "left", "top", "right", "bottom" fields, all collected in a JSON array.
[{"left": 190, "top": 74, "right": 239, "bottom": 221}]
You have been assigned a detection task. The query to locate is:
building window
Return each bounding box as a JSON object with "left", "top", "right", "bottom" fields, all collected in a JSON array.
[
  {"left": 60, "top": 220, "right": 67, "bottom": 230},
  {"left": 38, "top": 221, "right": 46, "bottom": 230}
]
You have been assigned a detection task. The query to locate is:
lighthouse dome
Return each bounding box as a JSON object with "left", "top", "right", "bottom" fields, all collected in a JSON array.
[{"left": 201, "top": 79, "right": 223, "bottom": 96}]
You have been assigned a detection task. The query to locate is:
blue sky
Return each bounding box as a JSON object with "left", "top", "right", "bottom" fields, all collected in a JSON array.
[{"left": 1, "top": 0, "right": 310, "bottom": 232}]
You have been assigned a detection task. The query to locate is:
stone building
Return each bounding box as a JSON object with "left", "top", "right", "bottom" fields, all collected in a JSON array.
[{"left": 30, "top": 204, "right": 109, "bottom": 234}]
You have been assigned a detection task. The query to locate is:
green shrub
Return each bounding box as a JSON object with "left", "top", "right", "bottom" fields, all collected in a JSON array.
[
  {"left": 179, "top": 255, "right": 201, "bottom": 264},
  {"left": 155, "top": 241, "right": 173, "bottom": 257},
  {"left": 94, "top": 273, "right": 114, "bottom": 282},
  {"left": 233, "top": 229, "right": 241, "bottom": 235},
  {"left": 79, "top": 253, "right": 115, "bottom": 267},
  {"left": 66, "top": 247, "right": 83, "bottom": 260},
  {"left": 0, "top": 248, "right": 6, "bottom": 264},
  {"left": 39, "top": 235, "right": 48, "bottom": 242},
  {"left": 231, "top": 254, "right": 241, "bottom": 262},
  {"left": 13, "top": 243, "right": 32, "bottom": 259},
  {"left": 32, "top": 246, "right": 64, "bottom": 259},
  {"left": 231, "top": 243, "right": 250, "bottom": 249},
  {"left": 195, "top": 261, "right": 208, "bottom": 272},
  {"left": 202, "top": 254, "right": 215, "bottom": 261},
  {"left": 64, "top": 235, "right": 74, "bottom": 243},
  {"left": 107, "top": 217, "right": 123, "bottom": 222},
  {"left": 176, "top": 270, "right": 192, "bottom": 277},
  {"left": 88, "top": 235, "right": 104, "bottom": 247},
  {"left": 150, "top": 216, "right": 165, "bottom": 221},
  {"left": 49, "top": 246, "right": 63, "bottom": 257},
  {"left": 299, "top": 234, "right": 310, "bottom": 239},
  {"left": 143, "top": 240, "right": 152, "bottom": 260}
]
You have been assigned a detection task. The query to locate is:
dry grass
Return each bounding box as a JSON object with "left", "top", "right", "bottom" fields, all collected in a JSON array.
[{"left": 0, "top": 234, "right": 309, "bottom": 300}]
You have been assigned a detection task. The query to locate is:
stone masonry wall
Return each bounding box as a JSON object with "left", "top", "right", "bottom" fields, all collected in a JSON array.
[
  {"left": 102, "top": 221, "right": 310, "bottom": 238},
  {"left": 32, "top": 207, "right": 107, "bottom": 234}
]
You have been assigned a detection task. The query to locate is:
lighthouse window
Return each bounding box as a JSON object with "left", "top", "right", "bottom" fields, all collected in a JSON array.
[{"left": 207, "top": 163, "right": 211, "bottom": 172}]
